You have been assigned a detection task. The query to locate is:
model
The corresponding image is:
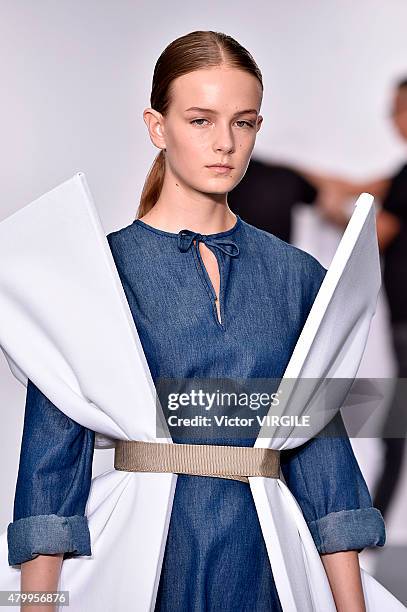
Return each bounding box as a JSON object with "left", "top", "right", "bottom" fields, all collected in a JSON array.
[{"left": 5, "top": 30, "right": 390, "bottom": 611}]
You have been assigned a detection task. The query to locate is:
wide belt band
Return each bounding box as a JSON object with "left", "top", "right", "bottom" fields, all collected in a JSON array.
[{"left": 114, "top": 440, "right": 280, "bottom": 483}]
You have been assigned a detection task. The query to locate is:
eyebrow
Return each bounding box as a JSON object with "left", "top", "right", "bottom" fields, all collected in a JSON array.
[{"left": 184, "top": 106, "right": 258, "bottom": 116}]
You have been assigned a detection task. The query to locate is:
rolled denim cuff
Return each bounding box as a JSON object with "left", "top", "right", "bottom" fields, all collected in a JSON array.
[
  {"left": 7, "top": 514, "right": 91, "bottom": 566},
  {"left": 308, "top": 507, "right": 386, "bottom": 554}
]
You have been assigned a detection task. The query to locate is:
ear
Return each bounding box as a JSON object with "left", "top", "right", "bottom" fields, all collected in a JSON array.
[{"left": 143, "top": 108, "right": 166, "bottom": 151}]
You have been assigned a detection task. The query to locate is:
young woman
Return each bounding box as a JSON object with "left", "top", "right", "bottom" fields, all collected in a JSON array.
[{"left": 8, "top": 31, "right": 386, "bottom": 611}]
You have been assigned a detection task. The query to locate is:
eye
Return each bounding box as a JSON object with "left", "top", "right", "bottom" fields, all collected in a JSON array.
[
  {"left": 236, "top": 120, "right": 255, "bottom": 128},
  {"left": 190, "top": 118, "right": 210, "bottom": 126}
]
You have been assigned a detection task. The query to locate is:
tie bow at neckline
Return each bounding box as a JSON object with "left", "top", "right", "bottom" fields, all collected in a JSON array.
[{"left": 177, "top": 229, "right": 240, "bottom": 257}]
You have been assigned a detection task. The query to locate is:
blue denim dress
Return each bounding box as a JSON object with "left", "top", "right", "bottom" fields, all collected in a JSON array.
[{"left": 7, "top": 214, "right": 386, "bottom": 611}]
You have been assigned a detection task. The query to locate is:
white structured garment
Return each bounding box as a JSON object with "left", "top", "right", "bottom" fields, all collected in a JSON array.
[{"left": 0, "top": 173, "right": 404, "bottom": 611}]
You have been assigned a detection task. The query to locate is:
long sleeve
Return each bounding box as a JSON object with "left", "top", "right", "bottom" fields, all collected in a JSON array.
[
  {"left": 7, "top": 379, "right": 95, "bottom": 566},
  {"left": 281, "top": 411, "right": 386, "bottom": 554}
]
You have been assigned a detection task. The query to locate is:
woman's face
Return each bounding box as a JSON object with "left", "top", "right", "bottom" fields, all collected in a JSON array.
[{"left": 145, "top": 66, "right": 263, "bottom": 196}]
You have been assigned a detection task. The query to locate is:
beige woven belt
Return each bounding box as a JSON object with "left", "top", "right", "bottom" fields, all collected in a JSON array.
[{"left": 114, "top": 440, "right": 280, "bottom": 483}]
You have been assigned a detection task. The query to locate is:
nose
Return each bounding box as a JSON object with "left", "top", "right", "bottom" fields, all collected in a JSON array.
[{"left": 212, "top": 121, "right": 235, "bottom": 154}]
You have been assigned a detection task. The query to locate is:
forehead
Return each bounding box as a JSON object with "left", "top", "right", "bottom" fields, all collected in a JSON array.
[{"left": 169, "top": 67, "right": 262, "bottom": 113}]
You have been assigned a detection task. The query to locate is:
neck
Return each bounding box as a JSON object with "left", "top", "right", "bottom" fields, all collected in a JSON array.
[{"left": 139, "top": 170, "right": 237, "bottom": 234}]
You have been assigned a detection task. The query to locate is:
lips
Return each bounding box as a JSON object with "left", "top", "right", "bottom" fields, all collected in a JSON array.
[{"left": 207, "top": 164, "right": 234, "bottom": 169}]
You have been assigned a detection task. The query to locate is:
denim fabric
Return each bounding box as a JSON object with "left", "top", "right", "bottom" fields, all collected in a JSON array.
[
  {"left": 7, "top": 213, "right": 385, "bottom": 611},
  {"left": 7, "top": 379, "right": 94, "bottom": 566},
  {"left": 7, "top": 514, "right": 91, "bottom": 566},
  {"left": 280, "top": 412, "right": 386, "bottom": 554}
]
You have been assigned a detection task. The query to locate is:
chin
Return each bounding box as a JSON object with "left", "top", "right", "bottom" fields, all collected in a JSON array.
[{"left": 199, "top": 177, "right": 236, "bottom": 190}]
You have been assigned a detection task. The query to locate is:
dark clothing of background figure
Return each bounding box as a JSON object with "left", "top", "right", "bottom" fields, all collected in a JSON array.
[
  {"left": 381, "top": 164, "right": 407, "bottom": 324},
  {"left": 228, "top": 158, "right": 317, "bottom": 242},
  {"left": 373, "top": 164, "right": 407, "bottom": 518}
]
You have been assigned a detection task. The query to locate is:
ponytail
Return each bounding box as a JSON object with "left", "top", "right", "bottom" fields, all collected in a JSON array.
[{"left": 136, "top": 149, "right": 166, "bottom": 219}]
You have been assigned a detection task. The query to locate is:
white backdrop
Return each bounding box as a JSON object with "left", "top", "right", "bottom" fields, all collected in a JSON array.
[{"left": 1, "top": 0, "right": 406, "bottom": 596}]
